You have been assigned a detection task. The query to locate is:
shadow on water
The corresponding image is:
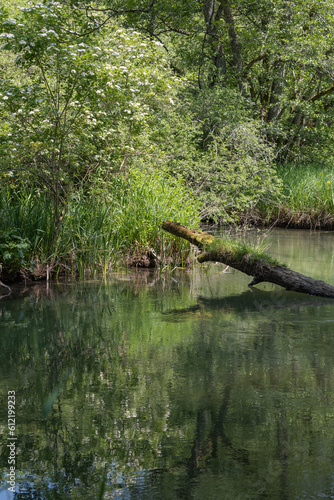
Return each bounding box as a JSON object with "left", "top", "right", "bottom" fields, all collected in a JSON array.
[{"left": 162, "top": 287, "right": 334, "bottom": 319}]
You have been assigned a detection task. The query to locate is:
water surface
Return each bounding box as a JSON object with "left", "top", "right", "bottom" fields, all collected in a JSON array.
[{"left": 1, "top": 229, "right": 334, "bottom": 499}]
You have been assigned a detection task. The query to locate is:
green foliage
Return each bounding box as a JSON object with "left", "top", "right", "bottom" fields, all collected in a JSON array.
[
  {"left": 0, "top": 184, "right": 54, "bottom": 273},
  {"left": 0, "top": 170, "right": 200, "bottom": 276},
  {"left": 255, "top": 163, "right": 334, "bottom": 228},
  {"left": 100, "top": 0, "right": 334, "bottom": 163},
  {"left": 128, "top": 85, "right": 283, "bottom": 223},
  {"left": 278, "top": 163, "right": 334, "bottom": 213},
  {"left": 198, "top": 122, "right": 282, "bottom": 222},
  {"left": 0, "top": 183, "right": 55, "bottom": 254},
  {"left": 0, "top": 1, "right": 181, "bottom": 219},
  {"left": 208, "top": 230, "right": 280, "bottom": 266},
  {"left": 107, "top": 168, "right": 201, "bottom": 255},
  {"left": 0, "top": 229, "right": 31, "bottom": 272},
  {"left": 168, "top": 109, "right": 283, "bottom": 222},
  {"left": 56, "top": 169, "right": 200, "bottom": 275},
  {"left": 3, "top": 0, "right": 334, "bottom": 276}
]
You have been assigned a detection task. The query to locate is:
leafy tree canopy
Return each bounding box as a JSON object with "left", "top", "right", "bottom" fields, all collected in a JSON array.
[
  {"left": 81, "top": 0, "right": 334, "bottom": 163},
  {"left": 4, "top": 0, "right": 334, "bottom": 226}
]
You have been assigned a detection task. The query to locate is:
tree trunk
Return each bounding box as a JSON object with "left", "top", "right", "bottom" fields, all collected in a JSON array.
[
  {"left": 162, "top": 221, "right": 334, "bottom": 298},
  {"left": 198, "top": 0, "right": 227, "bottom": 88},
  {"left": 218, "top": 0, "right": 243, "bottom": 91}
]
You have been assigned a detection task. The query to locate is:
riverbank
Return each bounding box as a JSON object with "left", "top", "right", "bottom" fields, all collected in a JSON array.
[
  {"left": 0, "top": 170, "right": 200, "bottom": 284},
  {"left": 240, "top": 163, "right": 334, "bottom": 230},
  {"left": 241, "top": 207, "right": 334, "bottom": 230},
  {"left": 270, "top": 163, "right": 334, "bottom": 229},
  {"left": 2, "top": 163, "right": 334, "bottom": 285}
]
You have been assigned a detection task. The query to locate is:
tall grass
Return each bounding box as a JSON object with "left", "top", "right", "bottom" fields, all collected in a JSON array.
[
  {"left": 0, "top": 184, "right": 55, "bottom": 256},
  {"left": 277, "top": 163, "right": 334, "bottom": 213},
  {"left": 257, "top": 163, "right": 334, "bottom": 228},
  {"left": 108, "top": 168, "right": 200, "bottom": 265},
  {"left": 0, "top": 169, "right": 200, "bottom": 278},
  {"left": 210, "top": 226, "right": 279, "bottom": 265}
]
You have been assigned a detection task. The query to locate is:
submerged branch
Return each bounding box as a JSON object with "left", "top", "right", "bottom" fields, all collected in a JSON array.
[
  {"left": 162, "top": 221, "right": 334, "bottom": 298},
  {"left": 0, "top": 280, "right": 12, "bottom": 298}
]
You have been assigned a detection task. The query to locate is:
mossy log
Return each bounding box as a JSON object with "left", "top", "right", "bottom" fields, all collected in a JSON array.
[{"left": 162, "top": 221, "right": 334, "bottom": 298}]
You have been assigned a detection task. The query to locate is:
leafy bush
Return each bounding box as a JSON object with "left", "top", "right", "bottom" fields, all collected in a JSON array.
[
  {"left": 0, "top": 230, "right": 31, "bottom": 273},
  {"left": 168, "top": 120, "right": 283, "bottom": 223},
  {"left": 0, "top": 4, "right": 182, "bottom": 222}
]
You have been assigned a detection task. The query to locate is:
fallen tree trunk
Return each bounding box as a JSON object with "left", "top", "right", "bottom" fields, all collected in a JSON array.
[{"left": 162, "top": 221, "right": 334, "bottom": 298}]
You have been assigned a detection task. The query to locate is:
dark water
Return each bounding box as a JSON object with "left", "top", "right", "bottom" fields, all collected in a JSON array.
[{"left": 1, "top": 230, "right": 334, "bottom": 499}]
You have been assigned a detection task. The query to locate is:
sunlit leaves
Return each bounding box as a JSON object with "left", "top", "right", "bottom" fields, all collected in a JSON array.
[
  {"left": 100, "top": 0, "right": 334, "bottom": 162},
  {"left": 0, "top": 1, "right": 181, "bottom": 215}
]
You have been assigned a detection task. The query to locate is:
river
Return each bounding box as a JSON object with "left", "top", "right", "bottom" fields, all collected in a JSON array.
[{"left": 1, "top": 229, "right": 334, "bottom": 499}]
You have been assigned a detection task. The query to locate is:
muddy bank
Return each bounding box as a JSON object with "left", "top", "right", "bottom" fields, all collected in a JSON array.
[
  {"left": 240, "top": 207, "right": 334, "bottom": 230},
  {"left": 0, "top": 247, "right": 183, "bottom": 287}
]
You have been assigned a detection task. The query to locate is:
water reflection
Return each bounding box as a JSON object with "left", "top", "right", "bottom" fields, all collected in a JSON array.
[{"left": 1, "top": 231, "right": 334, "bottom": 499}]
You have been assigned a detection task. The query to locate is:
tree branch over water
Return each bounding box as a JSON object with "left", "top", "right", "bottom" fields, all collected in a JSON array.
[{"left": 162, "top": 221, "right": 334, "bottom": 298}]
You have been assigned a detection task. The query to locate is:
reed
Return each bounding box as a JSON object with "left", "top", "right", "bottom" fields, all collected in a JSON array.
[
  {"left": 0, "top": 169, "right": 200, "bottom": 278},
  {"left": 257, "top": 163, "right": 334, "bottom": 228},
  {"left": 0, "top": 185, "right": 55, "bottom": 255},
  {"left": 277, "top": 163, "right": 334, "bottom": 212}
]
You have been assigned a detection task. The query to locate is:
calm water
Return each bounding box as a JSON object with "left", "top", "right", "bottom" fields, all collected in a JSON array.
[{"left": 1, "top": 230, "right": 334, "bottom": 500}]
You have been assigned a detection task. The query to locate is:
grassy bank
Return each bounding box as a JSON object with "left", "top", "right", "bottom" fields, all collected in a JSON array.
[
  {"left": 256, "top": 163, "right": 334, "bottom": 229},
  {"left": 2, "top": 163, "right": 334, "bottom": 284},
  {"left": 0, "top": 170, "right": 200, "bottom": 281}
]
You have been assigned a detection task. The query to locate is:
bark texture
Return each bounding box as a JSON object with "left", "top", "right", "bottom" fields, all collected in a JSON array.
[{"left": 162, "top": 221, "right": 334, "bottom": 298}]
